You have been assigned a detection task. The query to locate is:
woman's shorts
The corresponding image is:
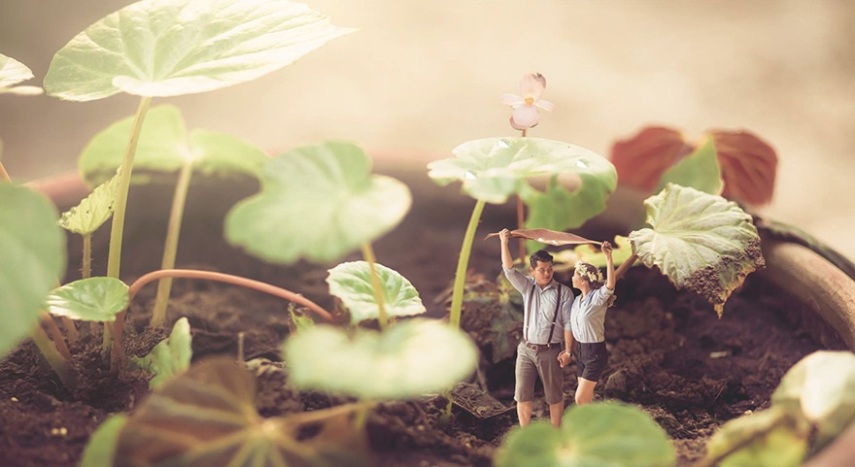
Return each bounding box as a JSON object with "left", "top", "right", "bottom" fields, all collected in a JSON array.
[{"left": 574, "top": 341, "right": 608, "bottom": 382}]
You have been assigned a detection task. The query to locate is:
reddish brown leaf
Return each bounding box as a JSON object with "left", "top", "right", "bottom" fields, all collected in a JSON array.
[
  {"left": 484, "top": 228, "right": 601, "bottom": 246},
  {"left": 610, "top": 126, "right": 694, "bottom": 193},
  {"left": 710, "top": 130, "right": 778, "bottom": 206}
]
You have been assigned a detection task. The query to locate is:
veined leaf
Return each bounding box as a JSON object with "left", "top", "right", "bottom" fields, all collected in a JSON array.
[
  {"left": 629, "top": 184, "right": 765, "bottom": 317},
  {"left": 44, "top": 0, "right": 353, "bottom": 101},
  {"left": 79, "top": 105, "right": 269, "bottom": 186},
  {"left": 495, "top": 402, "right": 676, "bottom": 467},
  {"left": 45, "top": 277, "right": 129, "bottom": 322},
  {"left": 703, "top": 406, "right": 806, "bottom": 467},
  {"left": 0, "top": 185, "right": 66, "bottom": 356},
  {"left": 521, "top": 170, "right": 616, "bottom": 234},
  {"left": 327, "top": 261, "right": 425, "bottom": 325},
  {"left": 428, "top": 137, "right": 616, "bottom": 212},
  {"left": 58, "top": 173, "right": 118, "bottom": 235},
  {"left": 610, "top": 126, "right": 692, "bottom": 193},
  {"left": 284, "top": 319, "right": 478, "bottom": 399},
  {"left": 657, "top": 136, "right": 723, "bottom": 195},
  {"left": 0, "top": 53, "right": 43, "bottom": 95},
  {"left": 225, "top": 141, "right": 411, "bottom": 265},
  {"left": 712, "top": 130, "right": 778, "bottom": 206},
  {"left": 79, "top": 414, "right": 127, "bottom": 467},
  {"left": 134, "top": 317, "right": 193, "bottom": 389},
  {"left": 553, "top": 235, "right": 635, "bottom": 271},
  {"left": 772, "top": 351, "right": 855, "bottom": 450},
  {"left": 116, "top": 357, "right": 370, "bottom": 466}
]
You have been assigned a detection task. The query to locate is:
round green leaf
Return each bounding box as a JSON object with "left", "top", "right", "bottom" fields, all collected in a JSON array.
[
  {"left": 44, "top": 0, "right": 352, "bottom": 101},
  {"left": 772, "top": 351, "right": 855, "bottom": 448},
  {"left": 45, "top": 277, "right": 129, "bottom": 322},
  {"left": 327, "top": 261, "right": 425, "bottom": 324},
  {"left": 0, "top": 53, "right": 42, "bottom": 95},
  {"left": 496, "top": 402, "right": 676, "bottom": 467},
  {"left": 0, "top": 184, "right": 66, "bottom": 356},
  {"left": 284, "top": 319, "right": 478, "bottom": 400},
  {"left": 79, "top": 105, "right": 269, "bottom": 186},
  {"left": 427, "top": 137, "right": 616, "bottom": 206},
  {"left": 629, "top": 184, "right": 765, "bottom": 317},
  {"left": 225, "top": 141, "right": 412, "bottom": 265},
  {"left": 59, "top": 174, "right": 118, "bottom": 235}
]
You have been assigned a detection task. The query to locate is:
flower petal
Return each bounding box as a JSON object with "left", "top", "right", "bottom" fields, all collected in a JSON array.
[
  {"left": 512, "top": 105, "right": 539, "bottom": 129},
  {"left": 535, "top": 99, "right": 554, "bottom": 112},
  {"left": 519, "top": 73, "right": 546, "bottom": 99},
  {"left": 501, "top": 93, "right": 524, "bottom": 107}
]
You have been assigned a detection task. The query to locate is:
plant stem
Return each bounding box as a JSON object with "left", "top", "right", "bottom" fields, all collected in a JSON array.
[
  {"left": 108, "top": 315, "right": 126, "bottom": 374},
  {"left": 43, "top": 315, "right": 72, "bottom": 362},
  {"left": 150, "top": 159, "right": 194, "bottom": 328},
  {"left": 614, "top": 253, "right": 638, "bottom": 282},
  {"left": 129, "top": 269, "right": 334, "bottom": 322},
  {"left": 449, "top": 199, "right": 486, "bottom": 328},
  {"left": 106, "top": 96, "right": 152, "bottom": 280},
  {"left": 516, "top": 196, "right": 526, "bottom": 264},
  {"left": 82, "top": 233, "right": 92, "bottom": 278},
  {"left": 32, "top": 318, "right": 77, "bottom": 390},
  {"left": 0, "top": 162, "right": 10, "bottom": 183},
  {"left": 361, "top": 242, "right": 388, "bottom": 331}
]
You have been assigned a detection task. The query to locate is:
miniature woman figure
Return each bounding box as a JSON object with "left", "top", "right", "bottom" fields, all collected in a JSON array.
[{"left": 558, "top": 241, "right": 615, "bottom": 406}]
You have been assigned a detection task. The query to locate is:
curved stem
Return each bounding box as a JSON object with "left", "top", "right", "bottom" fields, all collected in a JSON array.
[
  {"left": 130, "top": 269, "right": 334, "bottom": 323},
  {"left": 361, "top": 242, "right": 388, "bottom": 331},
  {"left": 106, "top": 96, "right": 152, "bottom": 279},
  {"left": 614, "top": 253, "right": 638, "bottom": 283},
  {"left": 449, "top": 199, "right": 486, "bottom": 328},
  {"left": 150, "top": 159, "right": 194, "bottom": 327},
  {"left": 32, "top": 317, "right": 76, "bottom": 390},
  {"left": 0, "top": 163, "right": 10, "bottom": 183}
]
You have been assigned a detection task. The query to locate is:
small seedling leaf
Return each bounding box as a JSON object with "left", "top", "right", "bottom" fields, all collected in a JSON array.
[
  {"left": 629, "top": 184, "right": 765, "bottom": 317},
  {"left": 712, "top": 130, "right": 778, "bottom": 206},
  {"left": 226, "top": 141, "right": 411, "bottom": 264},
  {"left": 116, "top": 356, "right": 369, "bottom": 465},
  {"left": 45, "top": 277, "right": 129, "bottom": 322},
  {"left": 133, "top": 317, "right": 193, "bottom": 389},
  {"left": 79, "top": 414, "right": 127, "bottom": 467},
  {"left": 656, "top": 136, "right": 723, "bottom": 195},
  {"left": 703, "top": 406, "right": 806, "bottom": 467},
  {"left": 58, "top": 173, "right": 118, "bottom": 235},
  {"left": 610, "top": 126, "right": 693, "bottom": 193},
  {"left": 771, "top": 350, "right": 855, "bottom": 450},
  {"left": 0, "top": 53, "right": 43, "bottom": 95},
  {"left": 0, "top": 185, "right": 66, "bottom": 356},
  {"left": 495, "top": 402, "right": 676, "bottom": 467},
  {"left": 79, "top": 105, "right": 269, "bottom": 186},
  {"left": 44, "top": 0, "right": 352, "bottom": 101},
  {"left": 428, "top": 137, "right": 616, "bottom": 210},
  {"left": 520, "top": 170, "right": 616, "bottom": 235},
  {"left": 284, "top": 319, "right": 478, "bottom": 399},
  {"left": 327, "top": 261, "right": 426, "bottom": 324}
]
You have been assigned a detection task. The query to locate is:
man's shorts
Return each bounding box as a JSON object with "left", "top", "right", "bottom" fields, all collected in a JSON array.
[
  {"left": 514, "top": 343, "right": 564, "bottom": 405},
  {"left": 574, "top": 341, "right": 608, "bottom": 382}
]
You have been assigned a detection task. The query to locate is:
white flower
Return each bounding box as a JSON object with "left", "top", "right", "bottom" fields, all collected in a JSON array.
[{"left": 501, "top": 73, "right": 554, "bottom": 131}]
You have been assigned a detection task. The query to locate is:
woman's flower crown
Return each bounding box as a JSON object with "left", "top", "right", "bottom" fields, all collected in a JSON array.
[{"left": 574, "top": 261, "right": 604, "bottom": 284}]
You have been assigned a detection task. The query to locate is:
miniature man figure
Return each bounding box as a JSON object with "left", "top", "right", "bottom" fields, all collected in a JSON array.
[{"left": 498, "top": 228, "right": 574, "bottom": 427}]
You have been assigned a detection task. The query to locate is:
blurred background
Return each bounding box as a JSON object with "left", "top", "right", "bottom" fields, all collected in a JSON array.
[{"left": 1, "top": 1, "right": 854, "bottom": 259}]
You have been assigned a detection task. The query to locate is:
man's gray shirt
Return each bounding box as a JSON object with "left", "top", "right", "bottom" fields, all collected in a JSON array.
[{"left": 503, "top": 267, "right": 573, "bottom": 345}]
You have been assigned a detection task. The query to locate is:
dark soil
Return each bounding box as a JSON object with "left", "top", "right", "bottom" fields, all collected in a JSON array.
[{"left": 0, "top": 169, "right": 846, "bottom": 466}]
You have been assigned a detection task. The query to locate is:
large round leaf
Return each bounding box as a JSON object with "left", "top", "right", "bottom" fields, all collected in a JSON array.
[
  {"left": 44, "top": 0, "right": 352, "bottom": 101},
  {"left": 629, "top": 183, "right": 765, "bottom": 317},
  {"left": 225, "top": 141, "right": 411, "bottom": 265},
  {"left": 79, "top": 105, "right": 269, "bottom": 186},
  {"left": 495, "top": 402, "right": 676, "bottom": 467},
  {"left": 428, "top": 137, "right": 616, "bottom": 209},
  {"left": 772, "top": 351, "right": 855, "bottom": 449},
  {"left": 45, "top": 277, "right": 129, "bottom": 322},
  {"left": 327, "top": 261, "right": 425, "bottom": 324},
  {"left": 0, "top": 185, "right": 66, "bottom": 356},
  {"left": 284, "top": 319, "right": 478, "bottom": 400}
]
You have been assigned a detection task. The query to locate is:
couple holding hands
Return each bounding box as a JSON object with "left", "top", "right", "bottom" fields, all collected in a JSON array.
[{"left": 498, "top": 228, "right": 616, "bottom": 428}]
